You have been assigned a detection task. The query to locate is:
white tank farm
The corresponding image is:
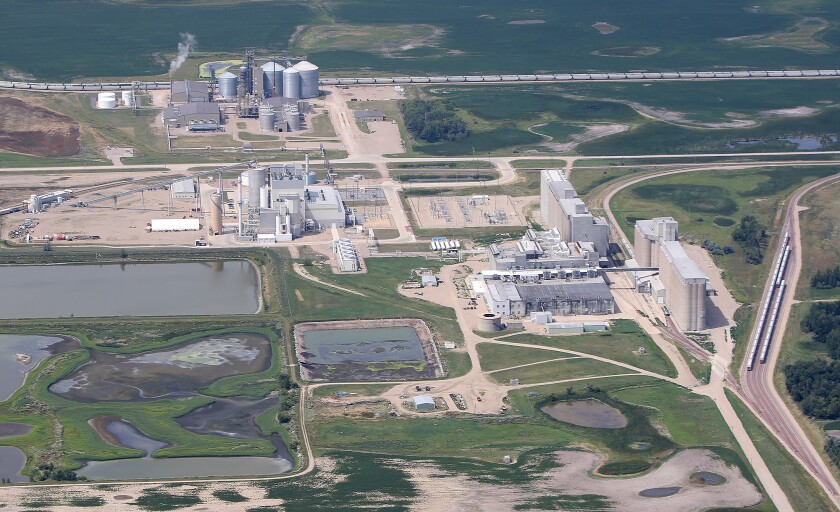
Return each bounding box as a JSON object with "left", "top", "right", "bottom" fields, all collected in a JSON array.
[
  {"left": 217, "top": 71, "right": 238, "bottom": 100},
  {"left": 261, "top": 61, "right": 284, "bottom": 98},
  {"left": 294, "top": 60, "right": 319, "bottom": 98},
  {"left": 96, "top": 92, "right": 116, "bottom": 109},
  {"left": 121, "top": 90, "right": 132, "bottom": 106},
  {"left": 282, "top": 67, "right": 301, "bottom": 99}
]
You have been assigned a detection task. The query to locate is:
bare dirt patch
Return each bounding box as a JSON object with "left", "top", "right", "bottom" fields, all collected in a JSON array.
[
  {"left": 508, "top": 20, "right": 546, "bottom": 25},
  {"left": 720, "top": 17, "right": 832, "bottom": 53},
  {"left": 0, "top": 96, "right": 80, "bottom": 156},
  {"left": 762, "top": 106, "right": 819, "bottom": 117},
  {"left": 541, "top": 123, "right": 630, "bottom": 152},
  {"left": 593, "top": 22, "right": 620, "bottom": 34},
  {"left": 295, "top": 24, "right": 445, "bottom": 58}
]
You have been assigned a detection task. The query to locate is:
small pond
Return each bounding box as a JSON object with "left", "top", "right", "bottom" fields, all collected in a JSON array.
[
  {"left": 541, "top": 399, "right": 628, "bottom": 429},
  {"left": 639, "top": 487, "right": 681, "bottom": 498},
  {"left": 176, "top": 396, "right": 276, "bottom": 438},
  {"left": 0, "top": 446, "right": 29, "bottom": 483},
  {"left": 50, "top": 333, "right": 270, "bottom": 402},
  {"left": 0, "top": 261, "right": 259, "bottom": 319},
  {"left": 692, "top": 471, "right": 725, "bottom": 485},
  {"left": 0, "top": 422, "right": 33, "bottom": 439},
  {"left": 0, "top": 334, "right": 80, "bottom": 401},
  {"left": 79, "top": 417, "right": 291, "bottom": 480}
]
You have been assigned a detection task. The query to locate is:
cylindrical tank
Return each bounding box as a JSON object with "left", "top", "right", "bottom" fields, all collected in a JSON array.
[
  {"left": 284, "top": 105, "right": 301, "bottom": 131},
  {"left": 259, "top": 107, "right": 276, "bottom": 132},
  {"left": 294, "top": 61, "right": 319, "bottom": 98},
  {"left": 217, "top": 71, "right": 238, "bottom": 100},
  {"left": 259, "top": 185, "right": 270, "bottom": 209},
  {"left": 261, "top": 61, "right": 284, "bottom": 98},
  {"left": 121, "top": 90, "right": 132, "bottom": 106},
  {"left": 96, "top": 92, "right": 116, "bottom": 109},
  {"left": 210, "top": 192, "right": 223, "bottom": 235},
  {"left": 305, "top": 171, "right": 317, "bottom": 185},
  {"left": 247, "top": 168, "right": 267, "bottom": 206},
  {"left": 282, "top": 67, "right": 301, "bottom": 99},
  {"left": 477, "top": 313, "right": 503, "bottom": 332},
  {"left": 275, "top": 212, "right": 282, "bottom": 237}
]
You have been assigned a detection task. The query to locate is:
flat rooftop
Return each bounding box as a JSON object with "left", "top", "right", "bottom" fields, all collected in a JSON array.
[{"left": 660, "top": 240, "right": 709, "bottom": 282}]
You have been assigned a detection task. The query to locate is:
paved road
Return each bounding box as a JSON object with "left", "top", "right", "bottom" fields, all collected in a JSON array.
[{"left": 738, "top": 173, "right": 840, "bottom": 508}]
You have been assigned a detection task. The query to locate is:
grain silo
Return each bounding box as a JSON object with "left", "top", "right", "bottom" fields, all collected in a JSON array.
[
  {"left": 210, "top": 192, "right": 223, "bottom": 235},
  {"left": 261, "top": 61, "right": 284, "bottom": 98},
  {"left": 218, "top": 71, "right": 238, "bottom": 100},
  {"left": 259, "top": 107, "right": 276, "bottom": 132},
  {"left": 294, "top": 61, "right": 319, "bottom": 98},
  {"left": 282, "top": 67, "right": 301, "bottom": 99},
  {"left": 283, "top": 104, "right": 301, "bottom": 131},
  {"left": 96, "top": 92, "right": 116, "bottom": 109}
]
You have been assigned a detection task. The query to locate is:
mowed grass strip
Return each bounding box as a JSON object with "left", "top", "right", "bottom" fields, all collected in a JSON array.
[
  {"left": 488, "top": 357, "right": 631, "bottom": 386},
  {"left": 476, "top": 343, "right": 569, "bottom": 372},
  {"left": 498, "top": 320, "right": 676, "bottom": 378}
]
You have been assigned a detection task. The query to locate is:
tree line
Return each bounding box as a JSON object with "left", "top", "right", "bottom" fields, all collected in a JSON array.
[
  {"left": 731, "top": 215, "right": 768, "bottom": 265},
  {"left": 400, "top": 99, "right": 468, "bottom": 143},
  {"left": 812, "top": 265, "right": 840, "bottom": 289}
]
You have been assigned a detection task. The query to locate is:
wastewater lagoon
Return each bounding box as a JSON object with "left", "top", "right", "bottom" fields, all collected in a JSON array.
[
  {"left": 0, "top": 261, "right": 259, "bottom": 319},
  {"left": 0, "top": 334, "right": 80, "bottom": 400},
  {"left": 541, "top": 399, "right": 628, "bottom": 429}
]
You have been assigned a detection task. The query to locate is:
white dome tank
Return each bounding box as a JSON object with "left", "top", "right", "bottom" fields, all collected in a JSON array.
[
  {"left": 282, "top": 67, "right": 301, "bottom": 100},
  {"left": 217, "top": 71, "right": 238, "bottom": 100},
  {"left": 261, "top": 61, "right": 284, "bottom": 98},
  {"left": 121, "top": 90, "right": 132, "bottom": 106},
  {"left": 96, "top": 92, "right": 116, "bottom": 109},
  {"left": 294, "top": 61, "right": 319, "bottom": 98}
]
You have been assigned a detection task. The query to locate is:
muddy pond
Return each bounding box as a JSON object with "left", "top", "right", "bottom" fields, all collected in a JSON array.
[
  {"left": 0, "top": 334, "right": 80, "bottom": 400},
  {"left": 0, "top": 261, "right": 259, "bottom": 319},
  {"left": 50, "top": 333, "right": 270, "bottom": 402},
  {"left": 296, "top": 322, "right": 443, "bottom": 381},
  {"left": 541, "top": 399, "right": 628, "bottom": 429},
  {"left": 0, "top": 446, "right": 28, "bottom": 483},
  {"left": 78, "top": 417, "right": 292, "bottom": 480}
]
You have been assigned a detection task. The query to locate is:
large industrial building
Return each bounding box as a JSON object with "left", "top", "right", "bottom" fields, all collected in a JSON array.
[
  {"left": 162, "top": 103, "right": 222, "bottom": 130},
  {"left": 170, "top": 80, "right": 210, "bottom": 103},
  {"left": 540, "top": 169, "right": 609, "bottom": 259},
  {"left": 488, "top": 228, "right": 601, "bottom": 270},
  {"left": 631, "top": 217, "right": 709, "bottom": 331},
  {"left": 237, "top": 163, "right": 350, "bottom": 242},
  {"left": 472, "top": 271, "right": 615, "bottom": 318}
]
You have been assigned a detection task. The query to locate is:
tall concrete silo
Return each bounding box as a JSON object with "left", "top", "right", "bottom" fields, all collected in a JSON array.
[
  {"left": 261, "top": 61, "right": 284, "bottom": 98},
  {"left": 210, "top": 192, "right": 223, "bottom": 235},
  {"left": 259, "top": 107, "right": 276, "bottom": 132},
  {"left": 282, "top": 67, "right": 301, "bottom": 100},
  {"left": 218, "top": 71, "right": 238, "bottom": 100},
  {"left": 294, "top": 61, "right": 319, "bottom": 98}
]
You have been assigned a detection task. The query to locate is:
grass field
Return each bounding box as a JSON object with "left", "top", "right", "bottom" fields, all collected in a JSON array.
[
  {"left": 726, "top": 390, "right": 836, "bottom": 512},
  {"left": 611, "top": 166, "right": 839, "bottom": 303},
  {"left": 5, "top": 0, "right": 840, "bottom": 82},
  {"left": 488, "top": 357, "right": 631, "bottom": 386},
  {"left": 796, "top": 179, "right": 840, "bottom": 299},
  {"left": 497, "top": 320, "right": 677, "bottom": 378},
  {"left": 476, "top": 343, "right": 569, "bottom": 372}
]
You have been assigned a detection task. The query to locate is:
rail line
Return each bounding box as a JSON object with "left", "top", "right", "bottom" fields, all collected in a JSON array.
[
  {"left": 3, "top": 68, "right": 840, "bottom": 92},
  {"left": 746, "top": 232, "right": 791, "bottom": 371}
]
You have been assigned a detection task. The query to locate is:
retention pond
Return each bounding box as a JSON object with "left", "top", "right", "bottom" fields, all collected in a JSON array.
[
  {"left": 0, "top": 334, "right": 80, "bottom": 400},
  {"left": 0, "top": 261, "right": 259, "bottom": 319},
  {"left": 541, "top": 399, "right": 628, "bottom": 429}
]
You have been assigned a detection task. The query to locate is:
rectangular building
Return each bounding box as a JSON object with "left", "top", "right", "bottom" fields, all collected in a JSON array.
[
  {"left": 488, "top": 228, "right": 600, "bottom": 270},
  {"left": 478, "top": 275, "right": 614, "bottom": 318},
  {"left": 353, "top": 109, "right": 387, "bottom": 122},
  {"left": 163, "top": 102, "right": 222, "bottom": 129},
  {"left": 170, "top": 80, "right": 210, "bottom": 103},
  {"left": 540, "top": 169, "right": 609, "bottom": 257}
]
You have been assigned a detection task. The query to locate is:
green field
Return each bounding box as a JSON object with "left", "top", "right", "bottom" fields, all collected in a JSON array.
[
  {"left": 5, "top": 0, "right": 840, "bottom": 82},
  {"left": 488, "top": 357, "right": 631, "bottom": 386},
  {"left": 477, "top": 343, "right": 569, "bottom": 372},
  {"left": 497, "top": 320, "right": 677, "bottom": 378},
  {"left": 611, "top": 166, "right": 840, "bottom": 303},
  {"left": 796, "top": 179, "right": 840, "bottom": 299}
]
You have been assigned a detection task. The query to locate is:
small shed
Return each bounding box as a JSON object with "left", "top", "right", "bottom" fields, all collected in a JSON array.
[
  {"left": 150, "top": 218, "right": 200, "bottom": 232},
  {"left": 171, "top": 179, "right": 196, "bottom": 199},
  {"left": 421, "top": 275, "right": 438, "bottom": 287},
  {"left": 413, "top": 395, "right": 435, "bottom": 411},
  {"left": 546, "top": 322, "right": 584, "bottom": 335},
  {"left": 583, "top": 321, "right": 609, "bottom": 332},
  {"left": 531, "top": 311, "right": 553, "bottom": 324},
  {"left": 353, "top": 109, "right": 386, "bottom": 122}
]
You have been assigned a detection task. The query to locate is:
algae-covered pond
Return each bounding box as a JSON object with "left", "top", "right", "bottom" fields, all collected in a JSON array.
[{"left": 0, "top": 261, "right": 259, "bottom": 319}]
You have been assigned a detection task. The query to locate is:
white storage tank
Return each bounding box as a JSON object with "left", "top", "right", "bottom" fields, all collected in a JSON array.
[
  {"left": 261, "top": 61, "right": 284, "bottom": 98},
  {"left": 121, "top": 90, "right": 132, "bottom": 106},
  {"left": 217, "top": 71, "right": 238, "bottom": 100},
  {"left": 294, "top": 60, "right": 319, "bottom": 98},
  {"left": 282, "top": 67, "right": 301, "bottom": 99},
  {"left": 259, "top": 185, "right": 270, "bottom": 209},
  {"left": 247, "top": 168, "right": 267, "bottom": 206},
  {"left": 259, "top": 107, "right": 276, "bottom": 132},
  {"left": 96, "top": 92, "right": 116, "bottom": 109}
]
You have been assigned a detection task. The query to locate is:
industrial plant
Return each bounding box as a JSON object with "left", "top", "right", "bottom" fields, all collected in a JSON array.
[
  {"left": 540, "top": 169, "right": 610, "bottom": 261},
  {"left": 163, "top": 52, "right": 321, "bottom": 133}
]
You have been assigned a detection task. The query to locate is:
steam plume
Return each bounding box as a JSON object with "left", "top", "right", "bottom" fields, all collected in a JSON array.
[{"left": 169, "top": 33, "right": 196, "bottom": 76}]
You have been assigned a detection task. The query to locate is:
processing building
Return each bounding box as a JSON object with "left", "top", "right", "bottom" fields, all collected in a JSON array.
[
  {"left": 632, "top": 217, "right": 708, "bottom": 331},
  {"left": 471, "top": 269, "right": 615, "bottom": 318},
  {"left": 540, "top": 169, "right": 609, "bottom": 259},
  {"left": 170, "top": 80, "right": 210, "bottom": 103},
  {"left": 162, "top": 103, "right": 222, "bottom": 130},
  {"left": 237, "top": 163, "right": 350, "bottom": 242},
  {"left": 488, "top": 228, "right": 601, "bottom": 270}
]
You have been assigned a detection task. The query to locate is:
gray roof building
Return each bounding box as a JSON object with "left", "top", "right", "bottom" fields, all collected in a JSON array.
[
  {"left": 170, "top": 80, "right": 210, "bottom": 103},
  {"left": 353, "top": 109, "right": 386, "bottom": 122},
  {"left": 163, "top": 103, "right": 222, "bottom": 128}
]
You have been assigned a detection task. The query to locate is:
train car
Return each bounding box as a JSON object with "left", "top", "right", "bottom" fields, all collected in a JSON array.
[
  {"left": 713, "top": 71, "right": 733, "bottom": 78},
  {"left": 697, "top": 72, "right": 715, "bottom": 78},
  {"left": 373, "top": 77, "right": 394, "bottom": 84},
  {"left": 393, "top": 77, "right": 412, "bottom": 83},
  {"left": 409, "top": 76, "right": 430, "bottom": 83},
  {"left": 320, "top": 79, "right": 339, "bottom": 85},
  {"left": 429, "top": 76, "right": 448, "bottom": 83},
  {"left": 518, "top": 74, "right": 537, "bottom": 81},
  {"left": 606, "top": 73, "right": 626, "bottom": 80},
  {"left": 783, "top": 70, "right": 803, "bottom": 77},
  {"left": 661, "top": 72, "right": 680, "bottom": 79},
  {"left": 818, "top": 70, "right": 838, "bottom": 76},
  {"left": 642, "top": 72, "right": 662, "bottom": 79},
  {"left": 500, "top": 75, "right": 519, "bottom": 81},
  {"left": 534, "top": 74, "right": 554, "bottom": 81},
  {"left": 625, "top": 72, "right": 644, "bottom": 79},
  {"left": 446, "top": 76, "right": 466, "bottom": 82},
  {"left": 677, "top": 72, "right": 698, "bottom": 78},
  {"left": 465, "top": 76, "right": 483, "bottom": 82},
  {"left": 337, "top": 78, "right": 358, "bottom": 85},
  {"left": 731, "top": 71, "right": 750, "bottom": 78},
  {"left": 801, "top": 70, "right": 820, "bottom": 77},
  {"left": 748, "top": 71, "right": 768, "bottom": 77},
  {"left": 590, "top": 73, "right": 609, "bottom": 80},
  {"left": 484, "top": 75, "right": 502, "bottom": 81},
  {"left": 766, "top": 70, "right": 785, "bottom": 77},
  {"left": 553, "top": 74, "right": 573, "bottom": 80},
  {"left": 570, "top": 73, "right": 591, "bottom": 80}
]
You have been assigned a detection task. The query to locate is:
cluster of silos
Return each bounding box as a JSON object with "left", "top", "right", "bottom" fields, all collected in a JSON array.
[
  {"left": 282, "top": 104, "right": 301, "bottom": 131},
  {"left": 262, "top": 61, "right": 284, "bottom": 98},
  {"left": 280, "top": 61, "right": 320, "bottom": 100}
]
